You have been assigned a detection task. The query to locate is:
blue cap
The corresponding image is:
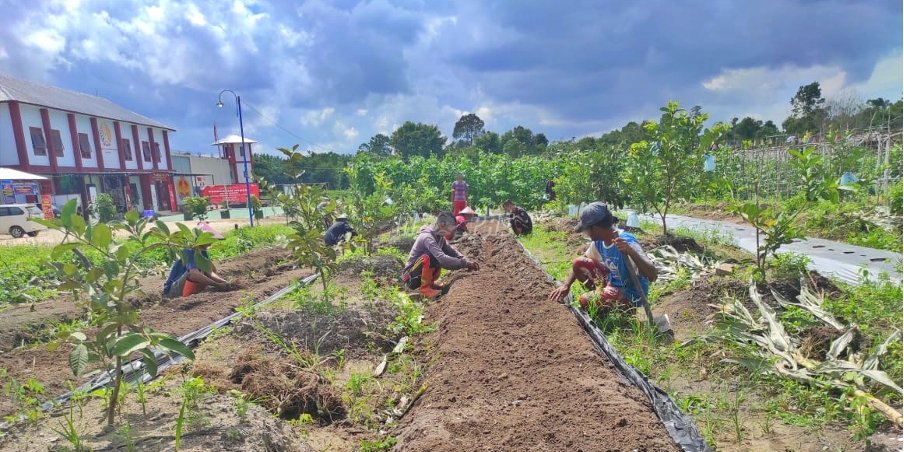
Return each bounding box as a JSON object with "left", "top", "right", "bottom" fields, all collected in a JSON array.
[{"left": 575, "top": 202, "right": 616, "bottom": 232}]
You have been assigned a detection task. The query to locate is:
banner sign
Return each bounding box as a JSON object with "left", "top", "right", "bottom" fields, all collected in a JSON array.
[
  {"left": 41, "top": 194, "right": 54, "bottom": 219},
  {"left": 200, "top": 183, "right": 260, "bottom": 206}
]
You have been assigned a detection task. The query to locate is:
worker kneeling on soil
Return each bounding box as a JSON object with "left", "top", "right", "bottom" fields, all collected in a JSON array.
[
  {"left": 324, "top": 213, "right": 356, "bottom": 246},
  {"left": 503, "top": 200, "right": 533, "bottom": 235},
  {"left": 402, "top": 212, "right": 479, "bottom": 299},
  {"left": 548, "top": 202, "right": 657, "bottom": 312},
  {"left": 163, "top": 222, "right": 231, "bottom": 298},
  {"left": 452, "top": 206, "right": 477, "bottom": 240}
]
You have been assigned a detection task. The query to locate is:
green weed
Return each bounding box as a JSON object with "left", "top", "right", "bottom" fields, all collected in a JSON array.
[{"left": 359, "top": 435, "right": 397, "bottom": 451}]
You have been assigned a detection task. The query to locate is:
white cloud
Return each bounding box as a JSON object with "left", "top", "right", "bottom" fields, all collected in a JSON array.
[
  {"left": 300, "top": 107, "right": 335, "bottom": 126},
  {"left": 342, "top": 126, "right": 358, "bottom": 139}
]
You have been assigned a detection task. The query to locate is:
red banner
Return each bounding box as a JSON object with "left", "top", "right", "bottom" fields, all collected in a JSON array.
[
  {"left": 200, "top": 183, "right": 260, "bottom": 206},
  {"left": 41, "top": 194, "right": 54, "bottom": 219}
]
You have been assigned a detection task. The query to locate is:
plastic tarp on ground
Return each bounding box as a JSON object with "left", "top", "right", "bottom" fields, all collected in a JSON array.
[
  {"left": 518, "top": 241, "right": 712, "bottom": 452},
  {"left": 638, "top": 213, "right": 901, "bottom": 285}
]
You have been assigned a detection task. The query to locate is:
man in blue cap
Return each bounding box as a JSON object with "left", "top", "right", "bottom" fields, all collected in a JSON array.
[{"left": 548, "top": 202, "right": 658, "bottom": 312}]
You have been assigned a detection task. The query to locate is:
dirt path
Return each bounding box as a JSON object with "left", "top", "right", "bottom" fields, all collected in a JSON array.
[
  {"left": 394, "top": 222, "right": 677, "bottom": 451},
  {"left": 0, "top": 247, "right": 309, "bottom": 420}
]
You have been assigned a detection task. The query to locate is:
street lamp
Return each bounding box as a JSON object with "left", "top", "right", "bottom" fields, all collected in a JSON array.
[{"left": 216, "top": 89, "right": 254, "bottom": 227}]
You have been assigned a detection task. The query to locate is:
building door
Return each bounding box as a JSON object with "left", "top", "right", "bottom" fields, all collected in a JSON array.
[{"left": 155, "top": 181, "right": 172, "bottom": 211}]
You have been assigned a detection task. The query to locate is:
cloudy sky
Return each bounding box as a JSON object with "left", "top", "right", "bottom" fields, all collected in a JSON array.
[{"left": 0, "top": 0, "right": 901, "bottom": 155}]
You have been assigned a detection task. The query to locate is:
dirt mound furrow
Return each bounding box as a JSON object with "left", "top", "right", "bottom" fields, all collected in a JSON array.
[
  {"left": 0, "top": 246, "right": 308, "bottom": 420},
  {"left": 394, "top": 226, "right": 677, "bottom": 451}
]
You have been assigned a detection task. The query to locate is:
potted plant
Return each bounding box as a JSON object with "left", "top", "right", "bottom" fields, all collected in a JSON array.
[
  {"left": 251, "top": 196, "right": 264, "bottom": 221},
  {"left": 182, "top": 196, "right": 210, "bottom": 221},
  {"left": 219, "top": 199, "right": 231, "bottom": 219}
]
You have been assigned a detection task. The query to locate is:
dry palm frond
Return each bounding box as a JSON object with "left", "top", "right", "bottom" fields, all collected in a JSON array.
[
  {"left": 710, "top": 279, "right": 903, "bottom": 426},
  {"left": 648, "top": 245, "right": 720, "bottom": 282},
  {"left": 771, "top": 283, "right": 845, "bottom": 331}
]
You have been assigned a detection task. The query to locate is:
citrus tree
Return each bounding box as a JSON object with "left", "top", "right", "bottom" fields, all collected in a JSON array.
[
  {"left": 40, "top": 201, "right": 200, "bottom": 426},
  {"left": 626, "top": 101, "right": 729, "bottom": 235}
]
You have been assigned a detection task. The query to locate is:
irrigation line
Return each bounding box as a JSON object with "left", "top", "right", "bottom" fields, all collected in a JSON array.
[
  {"left": 516, "top": 240, "right": 711, "bottom": 452},
  {"left": 0, "top": 272, "right": 320, "bottom": 432}
]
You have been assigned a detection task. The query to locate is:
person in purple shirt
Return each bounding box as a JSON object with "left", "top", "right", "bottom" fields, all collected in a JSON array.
[
  {"left": 402, "top": 212, "right": 479, "bottom": 298},
  {"left": 450, "top": 173, "right": 469, "bottom": 216}
]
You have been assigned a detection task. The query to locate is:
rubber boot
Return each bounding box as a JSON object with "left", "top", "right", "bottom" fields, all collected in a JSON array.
[{"left": 419, "top": 263, "right": 441, "bottom": 299}]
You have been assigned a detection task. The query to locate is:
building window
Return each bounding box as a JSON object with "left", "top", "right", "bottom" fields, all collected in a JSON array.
[
  {"left": 153, "top": 142, "right": 161, "bottom": 163},
  {"left": 29, "top": 127, "right": 47, "bottom": 156},
  {"left": 78, "top": 133, "right": 92, "bottom": 159},
  {"left": 142, "top": 141, "right": 151, "bottom": 162},
  {"left": 121, "top": 138, "right": 133, "bottom": 161},
  {"left": 51, "top": 129, "right": 64, "bottom": 157}
]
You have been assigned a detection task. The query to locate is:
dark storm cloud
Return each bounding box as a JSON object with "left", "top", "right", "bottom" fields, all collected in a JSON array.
[{"left": 0, "top": 0, "right": 899, "bottom": 153}]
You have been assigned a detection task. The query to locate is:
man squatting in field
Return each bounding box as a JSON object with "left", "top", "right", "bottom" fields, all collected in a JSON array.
[
  {"left": 503, "top": 200, "right": 533, "bottom": 235},
  {"left": 402, "top": 211, "right": 480, "bottom": 299},
  {"left": 163, "top": 222, "right": 231, "bottom": 298},
  {"left": 548, "top": 202, "right": 657, "bottom": 312}
]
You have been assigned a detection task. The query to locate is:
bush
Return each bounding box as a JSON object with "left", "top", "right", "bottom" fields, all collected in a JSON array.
[
  {"left": 769, "top": 252, "right": 811, "bottom": 278},
  {"left": 95, "top": 193, "right": 117, "bottom": 223}
]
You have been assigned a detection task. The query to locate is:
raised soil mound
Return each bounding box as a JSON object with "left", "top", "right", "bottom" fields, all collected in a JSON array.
[{"left": 393, "top": 224, "right": 677, "bottom": 451}]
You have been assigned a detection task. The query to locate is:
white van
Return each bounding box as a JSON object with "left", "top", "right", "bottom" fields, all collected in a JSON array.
[{"left": 0, "top": 204, "right": 47, "bottom": 238}]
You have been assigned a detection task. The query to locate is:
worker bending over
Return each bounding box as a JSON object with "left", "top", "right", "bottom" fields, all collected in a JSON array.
[
  {"left": 324, "top": 214, "right": 356, "bottom": 246},
  {"left": 453, "top": 206, "right": 477, "bottom": 240},
  {"left": 503, "top": 200, "right": 533, "bottom": 235},
  {"left": 548, "top": 202, "right": 657, "bottom": 312},
  {"left": 402, "top": 212, "right": 479, "bottom": 298},
  {"left": 163, "top": 222, "right": 230, "bottom": 298}
]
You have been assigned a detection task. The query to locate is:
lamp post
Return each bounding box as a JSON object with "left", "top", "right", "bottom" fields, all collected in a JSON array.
[{"left": 217, "top": 89, "right": 254, "bottom": 227}]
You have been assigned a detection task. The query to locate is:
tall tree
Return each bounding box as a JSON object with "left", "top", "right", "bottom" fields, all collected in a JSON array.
[
  {"left": 452, "top": 113, "right": 485, "bottom": 145},
  {"left": 474, "top": 131, "right": 502, "bottom": 154},
  {"left": 783, "top": 82, "right": 828, "bottom": 136},
  {"left": 390, "top": 121, "right": 446, "bottom": 159},
  {"left": 791, "top": 82, "right": 826, "bottom": 117},
  {"left": 358, "top": 133, "right": 392, "bottom": 156}
]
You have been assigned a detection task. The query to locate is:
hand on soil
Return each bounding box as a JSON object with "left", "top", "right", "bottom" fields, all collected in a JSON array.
[
  {"left": 464, "top": 259, "right": 480, "bottom": 271},
  {"left": 548, "top": 285, "right": 569, "bottom": 303}
]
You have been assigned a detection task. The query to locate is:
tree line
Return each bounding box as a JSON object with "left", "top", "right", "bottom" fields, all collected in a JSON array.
[{"left": 253, "top": 82, "right": 902, "bottom": 188}]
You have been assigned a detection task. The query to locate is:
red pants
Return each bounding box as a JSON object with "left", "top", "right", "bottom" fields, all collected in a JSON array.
[
  {"left": 572, "top": 257, "right": 631, "bottom": 310},
  {"left": 183, "top": 279, "right": 207, "bottom": 297},
  {"left": 452, "top": 200, "right": 467, "bottom": 216}
]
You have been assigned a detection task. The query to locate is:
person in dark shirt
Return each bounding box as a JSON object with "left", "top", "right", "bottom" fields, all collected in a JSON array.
[
  {"left": 503, "top": 200, "right": 532, "bottom": 235},
  {"left": 545, "top": 179, "right": 556, "bottom": 201},
  {"left": 324, "top": 214, "right": 356, "bottom": 246}
]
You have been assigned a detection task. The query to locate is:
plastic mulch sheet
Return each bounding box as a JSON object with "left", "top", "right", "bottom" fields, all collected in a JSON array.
[{"left": 519, "top": 241, "right": 712, "bottom": 452}]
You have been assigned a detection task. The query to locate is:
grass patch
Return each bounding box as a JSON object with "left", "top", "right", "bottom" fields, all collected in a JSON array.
[{"left": 521, "top": 214, "right": 902, "bottom": 445}]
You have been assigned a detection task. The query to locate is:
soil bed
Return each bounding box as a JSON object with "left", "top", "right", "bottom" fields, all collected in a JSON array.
[
  {"left": 0, "top": 246, "right": 309, "bottom": 420},
  {"left": 394, "top": 222, "right": 677, "bottom": 450}
]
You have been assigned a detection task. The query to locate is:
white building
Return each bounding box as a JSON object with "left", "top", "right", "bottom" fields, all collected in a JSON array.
[{"left": 0, "top": 73, "right": 177, "bottom": 212}]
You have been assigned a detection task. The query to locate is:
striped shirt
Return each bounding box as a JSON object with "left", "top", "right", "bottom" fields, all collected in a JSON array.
[{"left": 452, "top": 180, "right": 468, "bottom": 201}]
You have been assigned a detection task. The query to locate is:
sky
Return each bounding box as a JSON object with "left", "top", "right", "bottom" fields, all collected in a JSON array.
[{"left": 0, "top": 0, "right": 901, "bottom": 156}]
